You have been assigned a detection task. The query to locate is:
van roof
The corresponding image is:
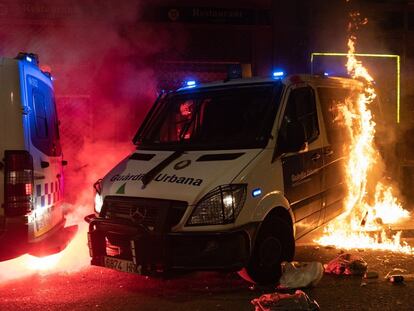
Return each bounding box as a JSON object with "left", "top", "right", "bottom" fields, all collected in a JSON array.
[
  {"left": 0, "top": 56, "right": 53, "bottom": 89},
  {"left": 176, "top": 74, "right": 363, "bottom": 92}
]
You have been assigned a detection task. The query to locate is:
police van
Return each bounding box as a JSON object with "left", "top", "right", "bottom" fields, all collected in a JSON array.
[
  {"left": 86, "top": 73, "right": 363, "bottom": 284},
  {"left": 0, "top": 53, "right": 72, "bottom": 260}
]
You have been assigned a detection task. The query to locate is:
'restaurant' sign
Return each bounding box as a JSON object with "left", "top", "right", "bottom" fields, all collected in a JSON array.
[
  {"left": 0, "top": 2, "right": 78, "bottom": 19},
  {"left": 0, "top": 1, "right": 108, "bottom": 20},
  {"left": 164, "top": 7, "right": 271, "bottom": 25}
]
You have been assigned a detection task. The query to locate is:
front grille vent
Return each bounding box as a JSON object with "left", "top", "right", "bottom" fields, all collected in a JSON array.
[{"left": 102, "top": 196, "right": 187, "bottom": 232}]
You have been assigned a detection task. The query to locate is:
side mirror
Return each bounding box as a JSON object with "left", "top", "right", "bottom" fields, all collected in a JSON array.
[{"left": 278, "top": 120, "right": 306, "bottom": 153}]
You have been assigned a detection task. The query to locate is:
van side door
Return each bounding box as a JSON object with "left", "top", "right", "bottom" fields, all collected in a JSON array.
[
  {"left": 280, "top": 85, "right": 323, "bottom": 238},
  {"left": 317, "top": 87, "right": 348, "bottom": 223}
]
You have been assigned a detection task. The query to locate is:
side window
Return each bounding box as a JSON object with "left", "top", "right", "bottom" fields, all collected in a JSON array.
[
  {"left": 27, "top": 75, "right": 62, "bottom": 156},
  {"left": 33, "top": 91, "right": 48, "bottom": 139},
  {"left": 317, "top": 87, "right": 349, "bottom": 144},
  {"left": 283, "top": 86, "right": 319, "bottom": 143}
]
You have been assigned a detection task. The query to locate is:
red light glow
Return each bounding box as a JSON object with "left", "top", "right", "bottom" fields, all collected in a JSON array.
[
  {"left": 0, "top": 0, "right": 172, "bottom": 284},
  {"left": 25, "top": 183, "right": 32, "bottom": 196},
  {"left": 0, "top": 206, "right": 90, "bottom": 282}
]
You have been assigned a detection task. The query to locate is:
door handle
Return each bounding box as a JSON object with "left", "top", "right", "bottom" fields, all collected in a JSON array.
[
  {"left": 311, "top": 153, "right": 321, "bottom": 161},
  {"left": 40, "top": 161, "right": 50, "bottom": 168},
  {"left": 324, "top": 149, "right": 334, "bottom": 156}
]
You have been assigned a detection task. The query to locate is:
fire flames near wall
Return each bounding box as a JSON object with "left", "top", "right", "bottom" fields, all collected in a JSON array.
[{"left": 316, "top": 12, "right": 412, "bottom": 253}]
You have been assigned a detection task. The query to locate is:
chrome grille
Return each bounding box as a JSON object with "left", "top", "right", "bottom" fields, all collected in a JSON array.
[{"left": 102, "top": 196, "right": 187, "bottom": 231}]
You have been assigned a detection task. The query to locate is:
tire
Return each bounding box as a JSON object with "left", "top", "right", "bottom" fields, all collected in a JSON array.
[{"left": 238, "top": 216, "right": 295, "bottom": 285}]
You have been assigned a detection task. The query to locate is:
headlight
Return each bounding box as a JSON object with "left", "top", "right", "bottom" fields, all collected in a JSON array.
[
  {"left": 94, "top": 192, "right": 103, "bottom": 214},
  {"left": 93, "top": 179, "right": 103, "bottom": 214},
  {"left": 187, "top": 184, "right": 247, "bottom": 226}
]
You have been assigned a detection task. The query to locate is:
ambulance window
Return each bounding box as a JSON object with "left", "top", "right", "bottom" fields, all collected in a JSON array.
[
  {"left": 284, "top": 87, "right": 319, "bottom": 143},
  {"left": 33, "top": 91, "right": 48, "bottom": 138},
  {"left": 317, "top": 87, "right": 349, "bottom": 144}
]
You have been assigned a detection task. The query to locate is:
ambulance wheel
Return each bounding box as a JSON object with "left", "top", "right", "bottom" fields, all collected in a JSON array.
[{"left": 238, "top": 216, "right": 294, "bottom": 285}]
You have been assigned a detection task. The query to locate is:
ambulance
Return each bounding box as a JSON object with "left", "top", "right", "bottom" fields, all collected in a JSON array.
[
  {"left": 86, "top": 72, "right": 364, "bottom": 284},
  {"left": 0, "top": 53, "right": 73, "bottom": 261}
]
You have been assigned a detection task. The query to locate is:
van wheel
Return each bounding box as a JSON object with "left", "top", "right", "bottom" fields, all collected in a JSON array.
[{"left": 238, "top": 216, "right": 294, "bottom": 285}]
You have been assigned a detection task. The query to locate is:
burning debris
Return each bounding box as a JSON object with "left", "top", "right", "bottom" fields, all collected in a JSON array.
[
  {"left": 315, "top": 11, "right": 412, "bottom": 254},
  {"left": 0, "top": 204, "right": 90, "bottom": 282},
  {"left": 251, "top": 290, "right": 320, "bottom": 311}
]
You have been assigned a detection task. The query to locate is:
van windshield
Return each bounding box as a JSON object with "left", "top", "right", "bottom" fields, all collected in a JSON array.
[{"left": 135, "top": 83, "right": 282, "bottom": 150}]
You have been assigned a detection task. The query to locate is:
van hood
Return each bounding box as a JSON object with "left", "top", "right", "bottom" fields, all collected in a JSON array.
[{"left": 101, "top": 149, "right": 262, "bottom": 204}]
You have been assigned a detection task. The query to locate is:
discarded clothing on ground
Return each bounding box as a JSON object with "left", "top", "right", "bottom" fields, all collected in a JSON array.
[
  {"left": 324, "top": 253, "right": 367, "bottom": 275},
  {"left": 251, "top": 290, "right": 320, "bottom": 311},
  {"left": 279, "top": 262, "right": 324, "bottom": 289}
]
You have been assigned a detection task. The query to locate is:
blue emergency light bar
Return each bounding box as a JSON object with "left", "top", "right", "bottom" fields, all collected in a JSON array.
[
  {"left": 15, "top": 52, "right": 39, "bottom": 66},
  {"left": 186, "top": 80, "right": 196, "bottom": 87},
  {"left": 272, "top": 71, "right": 284, "bottom": 78}
]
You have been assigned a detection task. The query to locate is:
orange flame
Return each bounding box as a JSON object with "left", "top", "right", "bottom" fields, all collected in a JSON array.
[
  {"left": 316, "top": 14, "right": 412, "bottom": 253},
  {"left": 0, "top": 205, "right": 90, "bottom": 282}
]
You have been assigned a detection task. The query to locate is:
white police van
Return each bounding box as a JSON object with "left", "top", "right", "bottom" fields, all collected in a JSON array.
[
  {"left": 86, "top": 73, "right": 362, "bottom": 284},
  {"left": 0, "top": 53, "right": 72, "bottom": 261}
]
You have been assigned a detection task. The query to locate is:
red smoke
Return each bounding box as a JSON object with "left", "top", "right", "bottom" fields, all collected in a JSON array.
[{"left": 0, "top": 0, "right": 176, "bottom": 281}]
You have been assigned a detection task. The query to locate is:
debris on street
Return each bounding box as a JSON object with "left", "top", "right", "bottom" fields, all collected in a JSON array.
[
  {"left": 389, "top": 275, "right": 405, "bottom": 284},
  {"left": 279, "top": 262, "right": 324, "bottom": 289},
  {"left": 324, "top": 253, "right": 368, "bottom": 276},
  {"left": 251, "top": 290, "right": 320, "bottom": 311},
  {"left": 385, "top": 269, "right": 414, "bottom": 284},
  {"left": 363, "top": 271, "right": 379, "bottom": 279}
]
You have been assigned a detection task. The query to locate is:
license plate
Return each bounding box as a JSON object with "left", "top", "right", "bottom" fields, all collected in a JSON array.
[
  {"left": 32, "top": 209, "right": 53, "bottom": 238},
  {"left": 103, "top": 256, "right": 142, "bottom": 274}
]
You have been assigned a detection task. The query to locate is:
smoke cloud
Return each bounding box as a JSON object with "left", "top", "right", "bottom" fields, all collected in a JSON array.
[
  {"left": 0, "top": 0, "right": 173, "bottom": 204},
  {"left": 0, "top": 0, "right": 179, "bottom": 281}
]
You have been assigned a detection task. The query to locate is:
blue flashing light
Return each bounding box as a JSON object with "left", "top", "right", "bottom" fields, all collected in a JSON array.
[
  {"left": 25, "top": 56, "right": 33, "bottom": 63},
  {"left": 272, "top": 71, "right": 284, "bottom": 79},
  {"left": 186, "top": 80, "right": 196, "bottom": 87},
  {"left": 252, "top": 188, "right": 262, "bottom": 198},
  {"left": 324, "top": 72, "right": 329, "bottom": 76}
]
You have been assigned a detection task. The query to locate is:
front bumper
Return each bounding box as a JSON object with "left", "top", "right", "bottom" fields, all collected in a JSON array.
[{"left": 86, "top": 215, "right": 258, "bottom": 275}]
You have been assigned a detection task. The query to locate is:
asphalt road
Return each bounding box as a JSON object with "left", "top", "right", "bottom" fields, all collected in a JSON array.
[{"left": 1, "top": 239, "right": 414, "bottom": 311}]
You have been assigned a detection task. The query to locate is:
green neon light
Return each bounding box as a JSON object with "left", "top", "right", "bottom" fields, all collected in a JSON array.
[{"left": 310, "top": 52, "right": 401, "bottom": 124}]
